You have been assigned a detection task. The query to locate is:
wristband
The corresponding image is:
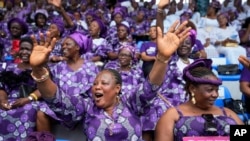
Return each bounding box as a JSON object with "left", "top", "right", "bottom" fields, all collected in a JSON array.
[
  {"left": 30, "top": 93, "right": 38, "bottom": 101},
  {"left": 28, "top": 96, "right": 34, "bottom": 101}
]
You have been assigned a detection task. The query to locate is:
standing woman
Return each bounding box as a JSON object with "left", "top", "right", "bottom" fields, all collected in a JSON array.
[
  {"left": 140, "top": 24, "right": 157, "bottom": 78},
  {"left": 28, "top": 14, "right": 191, "bottom": 141}
]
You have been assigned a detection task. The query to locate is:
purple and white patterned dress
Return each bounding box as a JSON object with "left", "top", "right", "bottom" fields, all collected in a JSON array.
[
  {"left": 50, "top": 61, "right": 99, "bottom": 98},
  {"left": 104, "top": 60, "right": 144, "bottom": 97},
  {"left": 43, "top": 78, "right": 160, "bottom": 141},
  {"left": 0, "top": 63, "right": 59, "bottom": 141},
  {"left": 140, "top": 53, "right": 190, "bottom": 131},
  {"left": 174, "top": 107, "right": 237, "bottom": 141}
]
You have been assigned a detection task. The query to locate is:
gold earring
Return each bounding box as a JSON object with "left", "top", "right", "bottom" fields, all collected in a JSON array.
[{"left": 191, "top": 92, "right": 196, "bottom": 104}]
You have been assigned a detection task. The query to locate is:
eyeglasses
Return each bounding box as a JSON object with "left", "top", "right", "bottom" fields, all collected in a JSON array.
[{"left": 202, "top": 114, "right": 218, "bottom": 136}]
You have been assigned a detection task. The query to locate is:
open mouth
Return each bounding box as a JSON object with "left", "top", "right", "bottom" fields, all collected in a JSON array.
[{"left": 94, "top": 93, "right": 104, "bottom": 102}]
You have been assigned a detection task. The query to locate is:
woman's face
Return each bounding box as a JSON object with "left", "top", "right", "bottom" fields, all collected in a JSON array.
[
  {"left": 19, "top": 41, "right": 33, "bottom": 63},
  {"left": 217, "top": 14, "right": 228, "bottom": 27},
  {"left": 114, "top": 14, "right": 123, "bottom": 24},
  {"left": 91, "top": 71, "right": 121, "bottom": 109},
  {"left": 118, "top": 48, "right": 132, "bottom": 67},
  {"left": 10, "top": 22, "right": 23, "bottom": 37},
  {"left": 177, "top": 37, "right": 192, "bottom": 57},
  {"left": 89, "top": 21, "right": 100, "bottom": 37},
  {"left": 86, "top": 15, "right": 93, "bottom": 25},
  {"left": 73, "top": 12, "right": 81, "bottom": 21},
  {"left": 117, "top": 25, "right": 128, "bottom": 39},
  {"left": 48, "top": 24, "right": 60, "bottom": 38},
  {"left": 207, "top": 6, "right": 215, "bottom": 15},
  {"left": 149, "top": 26, "right": 157, "bottom": 40},
  {"left": 36, "top": 14, "right": 46, "bottom": 27},
  {"left": 62, "top": 37, "right": 79, "bottom": 58},
  {"left": 136, "top": 11, "right": 144, "bottom": 21},
  {"left": 192, "top": 75, "right": 219, "bottom": 108}
]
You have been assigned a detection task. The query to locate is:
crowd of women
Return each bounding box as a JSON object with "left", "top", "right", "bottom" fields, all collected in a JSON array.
[{"left": 0, "top": 0, "right": 249, "bottom": 140}]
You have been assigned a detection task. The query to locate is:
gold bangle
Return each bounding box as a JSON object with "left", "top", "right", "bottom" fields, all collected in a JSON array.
[
  {"left": 31, "top": 67, "right": 49, "bottom": 83},
  {"left": 156, "top": 54, "right": 169, "bottom": 64},
  {"left": 30, "top": 93, "right": 38, "bottom": 101}
]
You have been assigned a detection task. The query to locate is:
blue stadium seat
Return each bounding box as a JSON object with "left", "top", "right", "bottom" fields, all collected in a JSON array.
[
  {"left": 237, "top": 94, "right": 250, "bottom": 124},
  {"left": 215, "top": 86, "right": 232, "bottom": 107}
]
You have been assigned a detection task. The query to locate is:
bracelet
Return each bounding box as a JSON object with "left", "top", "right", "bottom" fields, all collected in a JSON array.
[
  {"left": 156, "top": 54, "right": 169, "bottom": 64},
  {"left": 30, "top": 93, "right": 38, "bottom": 101},
  {"left": 157, "top": 8, "right": 164, "bottom": 13},
  {"left": 31, "top": 67, "right": 49, "bottom": 83},
  {"left": 28, "top": 96, "right": 34, "bottom": 101}
]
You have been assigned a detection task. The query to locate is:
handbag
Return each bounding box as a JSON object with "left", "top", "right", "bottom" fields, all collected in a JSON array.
[
  {"left": 217, "top": 64, "right": 241, "bottom": 75},
  {"left": 223, "top": 98, "right": 249, "bottom": 124}
]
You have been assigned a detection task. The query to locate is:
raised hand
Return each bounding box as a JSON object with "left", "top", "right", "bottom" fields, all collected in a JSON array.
[
  {"left": 30, "top": 32, "right": 56, "bottom": 68},
  {"left": 238, "top": 55, "right": 250, "bottom": 69},
  {"left": 157, "top": 20, "right": 191, "bottom": 59},
  {"left": 158, "top": 0, "right": 170, "bottom": 9},
  {"left": 47, "top": 0, "right": 61, "bottom": 7}
]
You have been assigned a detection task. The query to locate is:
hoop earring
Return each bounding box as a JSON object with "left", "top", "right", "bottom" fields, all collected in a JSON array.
[{"left": 191, "top": 92, "right": 196, "bottom": 105}]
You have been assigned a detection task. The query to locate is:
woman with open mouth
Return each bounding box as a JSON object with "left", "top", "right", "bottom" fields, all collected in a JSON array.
[{"left": 29, "top": 9, "right": 191, "bottom": 140}]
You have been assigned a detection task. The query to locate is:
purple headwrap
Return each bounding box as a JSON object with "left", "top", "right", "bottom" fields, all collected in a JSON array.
[
  {"left": 50, "top": 17, "right": 65, "bottom": 36},
  {"left": 189, "top": 29, "right": 196, "bottom": 47},
  {"left": 209, "top": 0, "right": 221, "bottom": 9},
  {"left": 118, "top": 45, "right": 137, "bottom": 64},
  {"left": 180, "top": 9, "right": 193, "bottom": 19},
  {"left": 183, "top": 59, "right": 222, "bottom": 86},
  {"left": 68, "top": 32, "right": 92, "bottom": 55},
  {"left": 92, "top": 18, "right": 107, "bottom": 38},
  {"left": 7, "top": 18, "right": 29, "bottom": 34},
  {"left": 113, "top": 6, "right": 127, "bottom": 18},
  {"left": 217, "top": 12, "right": 230, "bottom": 23}
]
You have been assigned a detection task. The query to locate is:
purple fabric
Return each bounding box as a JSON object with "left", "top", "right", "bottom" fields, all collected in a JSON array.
[
  {"left": 43, "top": 76, "right": 160, "bottom": 140},
  {"left": 174, "top": 107, "right": 237, "bottom": 140},
  {"left": 104, "top": 60, "right": 144, "bottom": 97},
  {"left": 209, "top": 0, "right": 221, "bottom": 9},
  {"left": 189, "top": 29, "right": 196, "bottom": 47},
  {"left": 113, "top": 6, "right": 128, "bottom": 18},
  {"left": 68, "top": 32, "right": 92, "bottom": 55},
  {"left": 0, "top": 63, "right": 60, "bottom": 140},
  {"left": 217, "top": 11, "right": 230, "bottom": 23},
  {"left": 183, "top": 59, "right": 222, "bottom": 85},
  {"left": 92, "top": 18, "right": 107, "bottom": 38},
  {"left": 118, "top": 45, "right": 136, "bottom": 62},
  {"left": 7, "top": 18, "right": 29, "bottom": 34},
  {"left": 50, "top": 17, "right": 65, "bottom": 36}
]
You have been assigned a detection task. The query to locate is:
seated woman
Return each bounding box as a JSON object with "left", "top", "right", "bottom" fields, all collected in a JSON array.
[
  {"left": 84, "top": 18, "right": 112, "bottom": 67},
  {"left": 155, "top": 58, "right": 243, "bottom": 141},
  {"left": 0, "top": 37, "right": 56, "bottom": 140},
  {"left": 28, "top": 18, "right": 191, "bottom": 140},
  {"left": 104, "top": 45, "right": 144, "bottom": 97},
  {"left": 50, "top": 32, "right": 99, "bottom": 100},
  {"left": 210, "top": 12, "right": 247, "bottom": 64},
  {"left": 108, "top": 21, "right": 136, "bottom": 61}
]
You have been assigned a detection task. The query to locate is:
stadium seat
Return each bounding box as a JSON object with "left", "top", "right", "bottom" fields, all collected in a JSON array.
[{"left": 215, "top": 85, "right": 232, "bottom": 107}]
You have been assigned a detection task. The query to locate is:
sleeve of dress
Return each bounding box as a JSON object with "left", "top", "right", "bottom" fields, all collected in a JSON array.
[
  {"left": 123, "top": 77, "right": 161, "bottom": 115},
  {"left": 95, "top": 39, "right": 112, "bottom": 59},
  {"left": 43, "top": 87, "right": 89, "bottom": 128}
]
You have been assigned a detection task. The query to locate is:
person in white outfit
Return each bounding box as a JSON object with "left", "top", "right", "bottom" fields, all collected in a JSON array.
[{"left": 210, "top": 12, "right": 247, "bottom": 64}]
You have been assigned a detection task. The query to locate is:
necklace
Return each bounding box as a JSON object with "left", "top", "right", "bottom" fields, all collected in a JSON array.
[{"left": 180, "top": 58, "right": 190, "bottom": 64}]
